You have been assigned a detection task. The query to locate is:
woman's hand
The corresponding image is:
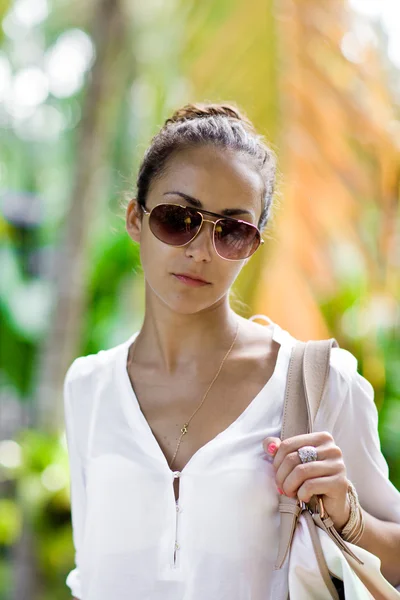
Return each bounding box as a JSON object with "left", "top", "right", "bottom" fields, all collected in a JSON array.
[{"left": 263, "top": 431, "right": 351, "bottom": 532}]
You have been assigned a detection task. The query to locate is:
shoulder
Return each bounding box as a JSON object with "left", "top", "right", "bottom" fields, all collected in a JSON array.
[
  {"left": 278, "top": 324, "right": 374, "bottom": 427},
  {"left": 64, "top": 333, "right": 136, "bottom": 398},
  {"left": 329, "top": 346, "right": 358, "bottom": 383},
  {"left": 328, "top": 344, "right": 375, "bottom": 406},
  {"left": 280, "top": 323, "right": 360, "bottom": 385},
  {"left": 62, "top": 334, "right": 137, "bottom": 440},
  {"left": 65, "top": 347, "right": 114, "bottom": 388},
  {"left": 323, "top": 343, "right": 375, "bottom": 431}
]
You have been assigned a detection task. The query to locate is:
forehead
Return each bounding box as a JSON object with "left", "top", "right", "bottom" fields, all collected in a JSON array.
[{"left": 149, "top": 145, "right": 264, "bottom": 219}]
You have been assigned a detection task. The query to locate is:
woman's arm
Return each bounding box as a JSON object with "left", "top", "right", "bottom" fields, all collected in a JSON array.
[
  {"left": 326, "top": 352, "right": 400, "bottom": 587},
  {"left": 358, "top": 509, "right": 400, "bottom": 587},
  {"left": 64, "top": 360, "right": 86, "bottom": 600}
]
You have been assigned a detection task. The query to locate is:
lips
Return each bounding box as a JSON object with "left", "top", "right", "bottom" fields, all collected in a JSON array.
[
  {"left": 173, "top": 273, "right": 210, "bottom": 284},
  {"left": 172, "top": 273, "right": 211, "bottom": 287}
]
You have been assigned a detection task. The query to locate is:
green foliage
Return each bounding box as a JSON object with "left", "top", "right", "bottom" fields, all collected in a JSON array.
[
  {"left": 0, "top": 0, "right": 10, "bottom": 43},
  {"left": 320, "top": 290, "right": 400, "bottom": 490},
  {"left": 83, "top": 219, "right": 141, "bottom": 355},
  {"left": 0, "top": 500, "right": 21, "bottom": 545},
  {"left": 0, "top": 429, "right": 74, "bottom": 598}
]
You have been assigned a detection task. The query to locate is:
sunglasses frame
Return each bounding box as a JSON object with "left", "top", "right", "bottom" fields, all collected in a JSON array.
[{"left": 140, "top": 202, "right": 264, "bottom": 261}]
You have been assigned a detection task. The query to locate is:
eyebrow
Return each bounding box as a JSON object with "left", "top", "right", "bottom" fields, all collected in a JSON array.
[{"left": 163, "top": 191, "right": 253, "bottom": 217}]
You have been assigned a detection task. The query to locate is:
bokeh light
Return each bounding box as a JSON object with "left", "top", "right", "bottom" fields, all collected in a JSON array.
[
  {"left": 349, "top": 0, "right": 400, "bottom": 67},
  {"left": 44, "top": 29, "right": 95, "bottom": 98},
  {"left": 0, "top": 439, "right": 22, "bottom": 469}
]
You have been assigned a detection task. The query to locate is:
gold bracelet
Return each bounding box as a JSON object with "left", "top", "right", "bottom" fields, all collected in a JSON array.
[
  {"left": 341, "top": 481, "right": 358, "bottom": 533},
  {"left": 340, "top": 480, "right": 365, "bottom": 544}
]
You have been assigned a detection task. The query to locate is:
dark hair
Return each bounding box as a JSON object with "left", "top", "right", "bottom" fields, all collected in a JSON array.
[{"left": 125, "top": 102, "right": 278, "bottom": 233}]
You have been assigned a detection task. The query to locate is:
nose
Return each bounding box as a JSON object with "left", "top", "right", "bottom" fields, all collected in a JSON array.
[{"left": 184, "top": 218, "right": 215, "bottom": 261}]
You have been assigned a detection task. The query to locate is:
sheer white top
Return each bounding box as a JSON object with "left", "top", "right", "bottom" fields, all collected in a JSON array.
[{"left": 63, "top": 319, "right": 400, "bottom": 599}]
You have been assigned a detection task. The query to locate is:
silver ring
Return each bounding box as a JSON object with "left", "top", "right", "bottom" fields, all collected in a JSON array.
[{"left": 297, "top": 445, "right": 318, "bottom": 463}]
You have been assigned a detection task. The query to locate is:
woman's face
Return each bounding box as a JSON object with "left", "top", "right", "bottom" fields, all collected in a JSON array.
[{"left": 126, "top": 145, "right": 264, "bottom": 315}]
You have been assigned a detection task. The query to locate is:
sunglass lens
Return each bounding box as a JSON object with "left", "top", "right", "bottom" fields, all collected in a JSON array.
[
  {"left": 149, "top": 204, "right": 202, "bottom": 245},
  {"left": 214, "top": 219, "right": 260, "bottom": 260}
]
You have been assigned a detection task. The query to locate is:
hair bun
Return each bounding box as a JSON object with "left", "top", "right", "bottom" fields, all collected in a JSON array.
[{"left": 164, "top": 102, "right": 254, "bottom": 129}]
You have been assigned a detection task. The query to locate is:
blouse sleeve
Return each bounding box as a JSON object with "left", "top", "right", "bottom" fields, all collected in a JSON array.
[
  {"left": 64, "top": 360, "right": 86, "bottom": 599},
  {"left": 315, "top": 346, "right": 400, "bottom": 524}
]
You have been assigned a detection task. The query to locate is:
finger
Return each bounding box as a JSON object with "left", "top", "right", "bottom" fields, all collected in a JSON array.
[
  {"left": 273, "top": 431, "right": 333, "bottom": 472},
  {"left": 278, "top": 459, "right": 341, "bottom": 499},
  {"left": 275, "top": 444, "right": 335, "bottom": 486},
  {"left": 296, "top": 474, "right": 346, "bottom": 504},
  {"left": 262, "top": 437, "right": 281, "bottom": 456}
]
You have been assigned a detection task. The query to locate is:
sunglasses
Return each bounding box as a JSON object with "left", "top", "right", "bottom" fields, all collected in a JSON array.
[{"left": 140, "top": 202, "right": 264, "bottom": 261}]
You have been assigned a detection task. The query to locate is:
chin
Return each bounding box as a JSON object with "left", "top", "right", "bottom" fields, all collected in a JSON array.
[
  {"left": 166, "top": 295, "right": 214, "bottom": 315},
  {"left": 145, "top": 277, "right": 228, "bottom": 315},
  {"left": 167, "top": 287, "right": 233, "bottom": 316}
]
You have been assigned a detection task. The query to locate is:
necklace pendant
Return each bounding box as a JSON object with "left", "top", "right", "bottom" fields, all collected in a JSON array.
[{"left": 181, "top": 423, "right": 189, "bottom": 435}]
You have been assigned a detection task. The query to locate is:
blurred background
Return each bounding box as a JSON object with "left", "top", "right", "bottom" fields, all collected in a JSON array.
[{"left": 0, "top": 0, "right": 399, "bottom": 597}]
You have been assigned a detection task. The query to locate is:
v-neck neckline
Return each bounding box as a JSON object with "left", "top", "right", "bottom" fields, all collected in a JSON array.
[{"left": 117, "top": 321, "right": 288, "bottom": 477}]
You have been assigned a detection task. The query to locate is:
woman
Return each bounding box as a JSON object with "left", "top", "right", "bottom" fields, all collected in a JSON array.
[{"left": 64, "top": 103, "right": 400, "bottom": 600}]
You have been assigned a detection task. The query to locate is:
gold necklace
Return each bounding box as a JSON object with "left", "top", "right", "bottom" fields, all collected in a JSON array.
[
  {"left": 128, "top": 321, "right": 240, "bottom": 470},
  {"left": 169, "top": 320, "right": 239, "bottom": 469}
]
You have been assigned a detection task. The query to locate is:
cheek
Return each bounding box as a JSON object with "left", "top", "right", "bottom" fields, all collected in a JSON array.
[{"left": 140, "top": 237, "right": 170, "bottom": 282}]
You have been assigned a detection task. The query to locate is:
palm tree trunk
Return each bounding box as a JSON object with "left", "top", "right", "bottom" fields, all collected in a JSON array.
[
  {"left": 12, "top": 0, "right": 132, "bottom": 598},
  {"left": 35, "top": 0, "right": 131, "bottom": 432}
]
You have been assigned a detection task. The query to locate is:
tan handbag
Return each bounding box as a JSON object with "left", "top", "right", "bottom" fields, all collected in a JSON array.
[{"left": 275, "top": 338, "right": 400, "bottom": 600}]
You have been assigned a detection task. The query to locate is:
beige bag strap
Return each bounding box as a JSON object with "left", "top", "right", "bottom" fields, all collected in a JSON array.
[
  {"left": 275, "top": 336, "right": 400, "bottom": 600},
  {"left": 303, "top": 510, "right": 341, "bottom": 599},
  {"left": 274, "top": 337, "right": 339, "bottom": 570}
]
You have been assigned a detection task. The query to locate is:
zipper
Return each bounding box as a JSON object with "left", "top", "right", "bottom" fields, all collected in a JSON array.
[
  {"left": 173, "top": 499, "right": 180, "bottom": 568},
  {"left": 172, "top": 471, "right": 182, "bottom": 569}
]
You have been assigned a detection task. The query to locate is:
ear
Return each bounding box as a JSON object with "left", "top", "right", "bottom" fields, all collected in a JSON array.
[{"left": 126, "top": 198, "right": 142, "bottom": 243}]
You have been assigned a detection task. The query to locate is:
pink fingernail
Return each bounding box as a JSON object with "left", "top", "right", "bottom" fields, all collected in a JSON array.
[
  {"left": 267, "top": 443, "right": 277, "bottom": 455},
  {"left": 277, "top": 487, "right": 283, "bottom": 495}
]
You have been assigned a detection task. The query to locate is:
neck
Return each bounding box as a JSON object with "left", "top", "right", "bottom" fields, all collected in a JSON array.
[{"left": 131, "top": 293, "right": 242, "bottom": 377}]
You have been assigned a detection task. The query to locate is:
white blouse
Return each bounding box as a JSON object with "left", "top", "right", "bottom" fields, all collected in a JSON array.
[{"left": 63, "top": 319, "right": 400, "bottom": 600}]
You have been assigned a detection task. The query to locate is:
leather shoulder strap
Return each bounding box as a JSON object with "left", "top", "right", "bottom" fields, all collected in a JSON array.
[
  {"left": 303, "top": 339, "right": 339, "bottom": 428},
  {"left": 274, "top": 337, "right": 338, "bottom": 570}
]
